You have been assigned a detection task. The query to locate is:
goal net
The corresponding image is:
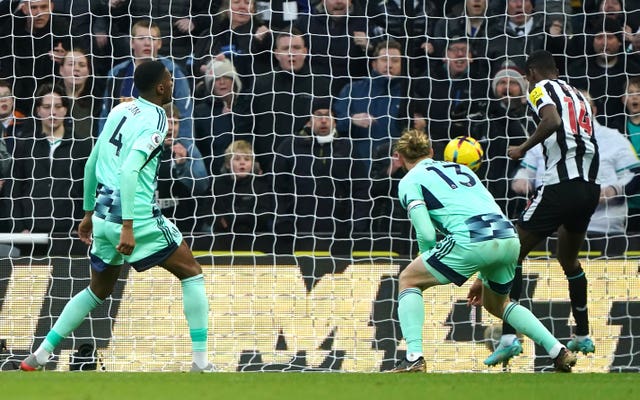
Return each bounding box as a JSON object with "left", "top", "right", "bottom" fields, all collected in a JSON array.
[{"left": 0, "top": 1, "right": 639, "bottom": 372}]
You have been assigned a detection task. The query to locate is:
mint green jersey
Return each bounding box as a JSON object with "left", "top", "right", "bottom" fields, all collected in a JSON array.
[
  {"left": 398, "top": 158, "right": 515, "bottom": 244},
  {"left": 92, "top": 98, "right": 167, "bottom": 221}
]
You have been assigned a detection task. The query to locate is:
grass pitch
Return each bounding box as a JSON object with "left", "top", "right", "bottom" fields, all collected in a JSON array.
[{"left": 2, "top": 372, "right": 638, "bottom": 400}]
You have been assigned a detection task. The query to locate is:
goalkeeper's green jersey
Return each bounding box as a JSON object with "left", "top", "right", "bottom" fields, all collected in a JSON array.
[
  {"left": 398, "top": 158, "right": 516, "bottom": 245},
  {"left": 91, "top": 98, "right": 168, "bottom": 221}
]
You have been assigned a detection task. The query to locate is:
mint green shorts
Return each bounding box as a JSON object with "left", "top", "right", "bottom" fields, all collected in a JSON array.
[
  {"left": 421, "top": 236, "right": 520, "bottom": 295},
  {"left": 89, "top": 212, "right": 182, "bottom": 272}
]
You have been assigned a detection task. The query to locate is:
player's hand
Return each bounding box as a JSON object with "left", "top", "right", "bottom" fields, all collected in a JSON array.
[
  {"left": 507, "top": 145, "right": 525, "bottom": 160},
  {"left": 77, "top": 213, "right": 94, "bottom": 245},
  {"left": 117, "top": 225, "right": 135, "bottom": 255},
  {"left": 466, "top": 278, "right": 483, "bottom": 307}
]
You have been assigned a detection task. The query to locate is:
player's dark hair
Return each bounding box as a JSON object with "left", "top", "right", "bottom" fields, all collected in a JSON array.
[
  {"left": 134, "top": 61, "right": 167, "bottom": 93},
  {"left": 525, "top": 50, "right": 557, "bottom": 76}
]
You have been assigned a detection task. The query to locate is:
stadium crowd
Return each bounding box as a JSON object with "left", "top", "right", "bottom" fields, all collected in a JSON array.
[{"left": 1, "top": 0, "right": 640, "bottom": 253}]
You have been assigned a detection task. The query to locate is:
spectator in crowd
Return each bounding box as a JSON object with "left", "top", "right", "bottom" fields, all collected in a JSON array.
[
  {"left": 0, "top": 80, "right": 27, "bottom": 152},
  {"left": 294, "top": 0, "right": 372, "bottom": 95},
  {"left": 370, "top": 140, "right": 409, "bottom": 238},
  {"left": 52, "top": 0, "right": 92, "bottom": 52},
  {"left": 98, "top": 20, "right": 193, "bottom": 138},
  {"left": 0, "top": 132, "right": 8, "bottom": 178},
  {"left": 335, "top": 39, "right": 408, "bottom": 165},
  {"left": 273, "top": 97, "right": 370, "bottom": 241},
  {"left": 364, "top": 1, "right": 438, "bottom": 74},
  {"left": 479, "top": 62, "right": 533, "bottom": 218},
  {"left": 11, "top": 83, "right": 92, "bottom": 234},
  {"left": 92, "top": 0, "right": 216, "bottom": 71},
  {"left": 194, "top": 58, "right": 251, "bottom": 177},
  {"left": 569, "top": 18, "right": 640, "bottom": 129},
  {"left": 585, "top": 0, "right": 640, "bottom": 39},
  {"left": 0, "top": 80, "right": 24, "bottom": 233},
  {"left": 533, "top": 0, "right": 575, "bottom": 35},
  {"left": 486, "top": 0, "right": 566, "bottom": 74},
  {"left": 411, "top": 36, "right": 489, "bottom": 160},
  {"left": 430, "top": 0, "right": 494, "bottom": 74},
  {"left": 192, "top": 0, "right": 272, "bottom": 91},
  {"left": 619, "top": 76, "right": 640, "bottom": 232},
  {"left": 57, "top": 49, "right": 101, "bottom": 138},
  {"left": 0, "top": 0, "right": 73, "bottom": 115},
  {"left": 157, "top": 104, "right": 209, "bottom": 234},
  {"left": 237, "top": 27, "right": 331, "bottom": 172},
  {"left": 202, "top": 140, "right": 274, "bottom": 234},
  {"left": 511, "top": 91, "right": 640, "bottom": 255},
  {"left": 0, "top": 133, "right": 10, "bottom": 235}
]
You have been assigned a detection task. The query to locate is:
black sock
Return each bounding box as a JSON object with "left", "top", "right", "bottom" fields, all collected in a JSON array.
[
  {"left": 566, "top": 266, "right": 589, "bottom": 336},
  {"left": 502, "top": 265, "right": 522, "bottom": 336}
]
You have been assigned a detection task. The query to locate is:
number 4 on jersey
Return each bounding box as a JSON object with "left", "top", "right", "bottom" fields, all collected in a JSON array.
[{"left": 109, "top": 116, "right": 127, "bottom": 156}]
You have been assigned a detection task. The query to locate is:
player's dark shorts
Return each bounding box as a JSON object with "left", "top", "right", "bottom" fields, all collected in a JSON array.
[{"left": 519, "top": 178, "right": 600, "bottom": 236}]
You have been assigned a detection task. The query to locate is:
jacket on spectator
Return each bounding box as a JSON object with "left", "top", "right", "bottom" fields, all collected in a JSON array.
[
  {"left": 411, "top": 65, "right": 489, "bottom": 160},
  {"left": 11, "top": 123, "right": 91, "bottom": 233},
  {"left": 486, "top": 12, "right": 546, "bottom": 73},
  {"left": 205, "top": 172, "right": 274, "bottom": 234},
  {"left": 192, "top": 19, "right": 273, "bottom": 91},
  {"left": 0, "top": 8, "right": 73, "bottom": 114},
  {"left": 92, "top": 0, "right": 215, "bottom": 62},
  {"left": 273, "top": 128, "right": 370, "bottom": 237},
  {"left": 334, "top": 72, "right": 408, "bottom": 162},
  {"left": 193, "top": 96, "right": 251, "bottom": 177},
  {"left": 294, "top": 11, "right": 370, "bottom": 95},
  {"left": 236, "top": 64, "right": 331, "bottom": 172},
  {"left": 157, "top": 137, "right": 209, "bottom": 233}
]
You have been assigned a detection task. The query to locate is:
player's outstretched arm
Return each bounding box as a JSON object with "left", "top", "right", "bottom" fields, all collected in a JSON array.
[{"left": 508, "top": 105, "right": 561, "bottom": 160}]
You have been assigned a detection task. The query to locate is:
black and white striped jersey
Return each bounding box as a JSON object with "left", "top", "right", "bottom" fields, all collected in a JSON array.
[{"left": 527, "top": 78, "right": 599, "bottom": 186}]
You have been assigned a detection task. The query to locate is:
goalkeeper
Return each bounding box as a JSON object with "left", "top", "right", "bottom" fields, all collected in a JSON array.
[
  {"left": 388, "top": 129, "right": 576, "bottom": 373},
  {"left": 20, "top": 61, "right": 214, "bottom": 372}
]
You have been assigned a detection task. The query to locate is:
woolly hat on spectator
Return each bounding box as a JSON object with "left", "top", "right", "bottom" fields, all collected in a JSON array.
[
  {"left": 491, "top": 63, "right": 527, "bottom": 97},
  {"left": 203, "top": 58, "right": 242, "bottom": 94},
  {"left": 311, "top": 97, "right": 333, "bottom": 113}
]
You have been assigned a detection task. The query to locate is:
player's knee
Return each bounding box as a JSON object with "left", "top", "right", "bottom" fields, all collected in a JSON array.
[
  {"left": 89, "top": 284, "right": 114, "bottom": 300},
  {"left": 398, "top": 268, "right": 419, "bottom": 291},
  {"left": 181, "top": 261, "right": 202, "bottom": 278},
  {"left": 559, "top": 258, "right": 581, "bottom": 274}
]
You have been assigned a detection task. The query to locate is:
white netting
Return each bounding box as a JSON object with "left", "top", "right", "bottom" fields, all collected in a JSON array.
[{"left": 0, "top": 0, "right": 639, "bottom": 372}]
